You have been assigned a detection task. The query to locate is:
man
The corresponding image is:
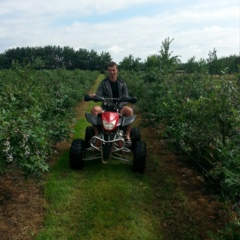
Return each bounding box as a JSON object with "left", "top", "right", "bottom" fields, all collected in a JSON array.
[{"left": 91, "top": 61, "right": 133, "bottom": 145}]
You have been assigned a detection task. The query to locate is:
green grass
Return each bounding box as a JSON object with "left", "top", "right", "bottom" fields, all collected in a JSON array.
[
  {"left": 37, "top": 151, "right": 163, "bottom": 239},
  {"left": 37, "top": 157, "right": 163, "bottom": 240}
]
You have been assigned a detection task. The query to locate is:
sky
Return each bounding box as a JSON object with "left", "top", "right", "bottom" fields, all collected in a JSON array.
[{"left": 0, "top": 0, "right": 239, "bottom": 63}]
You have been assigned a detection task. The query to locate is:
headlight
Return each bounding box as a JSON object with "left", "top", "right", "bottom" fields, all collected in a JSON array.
[{"left": 103, "top": 120, "right": 116, "bottom": 130}]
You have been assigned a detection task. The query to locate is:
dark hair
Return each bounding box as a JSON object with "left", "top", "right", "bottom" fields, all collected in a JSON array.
[{"left": 107, "top": 61, "right": 118, "bottom": 69}]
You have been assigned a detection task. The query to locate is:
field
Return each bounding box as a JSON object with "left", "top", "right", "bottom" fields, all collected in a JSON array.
[{"left": 0, "top": 68, "right": 239, "bottom": 239}]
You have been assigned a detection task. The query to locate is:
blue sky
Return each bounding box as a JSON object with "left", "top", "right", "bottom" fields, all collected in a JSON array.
[{"left": 0, "top": 0, "right": 239, "bottom": 63}]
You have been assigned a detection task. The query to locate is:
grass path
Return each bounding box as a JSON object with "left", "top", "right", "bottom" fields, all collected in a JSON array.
[
  {"left": 36, "top": 75, "right": 164, "bottom": 240},
  {"left": 35, "top": 75, "right": 231, "bottom": 240}
]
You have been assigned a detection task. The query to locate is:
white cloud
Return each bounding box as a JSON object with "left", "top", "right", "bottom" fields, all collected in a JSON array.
[
  {"left": 0, "top": 0, "right": 167, "bottom": 17},
  {"left": 0, "top": 0, "right": 239, "bottom": 63},
  {"left": 108, "top": 45, "right": 125, "bottom": 54}
]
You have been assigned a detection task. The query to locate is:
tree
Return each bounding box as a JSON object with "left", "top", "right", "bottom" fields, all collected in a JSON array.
[
  {"left": 185, "top": 56, "right": 198, "bottom": 74},
  {"left": 0, "top": 53, "right": 7, "bottom": 68},
  {"left": 88, "top": 49, "right": 99, "bottom": 71},
  {"left": 119, "top": 55, "right": 142, "bottom": 71},
  {"left": 119, "top": 54, "right": 135, "bottom": 70},
  {"left": 207, "top": 48, "right": 218, "bottom": 77},
  {"left": 99, "top": 51, "right": 112, "bottom": 73},
  {"left": 159, "top": 37, "right": 180, "bottom": 75},
  {"left": 144, "top": 54, "right": 160, "bottom": 69},
  {"left": 75, "top": 48, "right": 89, "bottom": 70},
  {"left": 62, "top": 46, "right": 76, "bottom": 70}
]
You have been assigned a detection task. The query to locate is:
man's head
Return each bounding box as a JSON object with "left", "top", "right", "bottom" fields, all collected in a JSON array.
[{"left": 107, "top": 61, "right": 118, "bottom": 81}]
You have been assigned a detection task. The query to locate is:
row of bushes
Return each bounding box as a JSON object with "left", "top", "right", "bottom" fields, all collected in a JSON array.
[
  {"left": 0, "top": 63, "right": 98, "bottom": 174},
  {"left": 120, "top": 69, "right": 240, "bottom": 202}
]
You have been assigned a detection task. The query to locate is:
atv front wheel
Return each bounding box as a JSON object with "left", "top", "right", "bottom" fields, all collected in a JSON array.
[
  {"left": 102, "top": 142, "right": 112, "bottom": 162},
  {"left": 85, "top": 126, "right": 95, "bottom": 148},
  {"left": 69, "top": 139, "right": 85, "bottom": 170},
  {"left": 132, "top": 141, "right": 146, "bottom": 174}
]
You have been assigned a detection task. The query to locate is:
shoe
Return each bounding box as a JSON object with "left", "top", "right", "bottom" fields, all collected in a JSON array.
[{"left": 124, "top": 137, "right": 132, "bottom": 147}]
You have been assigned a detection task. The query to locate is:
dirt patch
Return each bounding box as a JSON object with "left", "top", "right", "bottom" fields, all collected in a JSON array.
[
  {"left": 0, "top": 170, "right": 44, "bottom": 240},
  {"left": 0, "top": 101, "right": 87, "bottom": 240},
  {"left": 141, "top": 124, "right": 234, "bottom": 238}
]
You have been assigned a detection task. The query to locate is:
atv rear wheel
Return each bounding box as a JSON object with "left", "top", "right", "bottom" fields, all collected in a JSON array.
[
  {"left": 131, "top": 127, "right": 141, "bottom": 141},
  {"left": 132, "top": 141, "right": 146, "bottom": 174},
  {"left": 69, "top": 139, "right": 85, "bottom": 170},
  {"left": 130, "top": 127, "right": 141, "bottom": 149}
]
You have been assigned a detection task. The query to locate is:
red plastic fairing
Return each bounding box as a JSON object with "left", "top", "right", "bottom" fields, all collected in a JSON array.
[{"left": 102, "top": 112, "right": 119, "bottom": 131}]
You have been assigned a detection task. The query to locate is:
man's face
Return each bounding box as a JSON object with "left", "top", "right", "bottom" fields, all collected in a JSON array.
[{"left": 108, "top": 65, "right": 118, "bottom": 81}]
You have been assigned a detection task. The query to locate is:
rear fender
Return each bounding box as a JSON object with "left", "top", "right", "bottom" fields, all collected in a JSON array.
[{"left": 121, "top": 115, "right": 136, "bottom": 127}]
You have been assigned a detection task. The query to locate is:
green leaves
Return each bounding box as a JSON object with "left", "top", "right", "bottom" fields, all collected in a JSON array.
[
  {"left": 123, "top": 65, "right": 240, "bottom": 201},
  {"left": 0, "top": 66, "right": 98, "bottom": 174}
]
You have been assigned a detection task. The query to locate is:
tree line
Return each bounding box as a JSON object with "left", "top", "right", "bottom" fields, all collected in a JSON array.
[
  {"left": 0, "top": 41, "right": 239, "bottom": 75},
  {"left": 0, "top": 46, "right": 112, "bottom": 71},
  {"left": 119, "top": 47, "right": 239, "bottom": 75}
]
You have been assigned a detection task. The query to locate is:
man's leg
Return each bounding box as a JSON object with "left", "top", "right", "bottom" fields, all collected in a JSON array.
[
  {"left": 91, "top": 106, "right": 102, "bottom": 135},
  {"left": 120, "top": 106, "right": 133, "bottom": 140}
]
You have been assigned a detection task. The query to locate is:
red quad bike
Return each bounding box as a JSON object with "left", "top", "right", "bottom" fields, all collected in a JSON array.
[{"left": 69, "top": 94, "right": 147, "bottom": 174}]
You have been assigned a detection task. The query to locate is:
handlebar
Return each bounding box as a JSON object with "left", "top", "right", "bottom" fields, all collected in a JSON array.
[{"left": 84, "top": 94, "right": 137, "bottom": 104}]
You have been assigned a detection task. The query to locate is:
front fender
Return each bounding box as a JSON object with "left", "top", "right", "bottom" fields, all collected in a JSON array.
[
  {"left": 121, "top": 115, "right": 136, "bottom": 127},
  {"left": 85, "top": 112, "right": 102, "bottom": 126}
]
